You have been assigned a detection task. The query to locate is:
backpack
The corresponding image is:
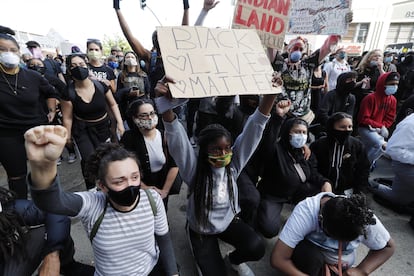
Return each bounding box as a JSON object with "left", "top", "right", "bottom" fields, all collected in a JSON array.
[
  {"left": 67, "top": 79, "right": 107, "bottom": 102},
  {"left": 89, "top": 189, "right": 157, "bottom": 242}
]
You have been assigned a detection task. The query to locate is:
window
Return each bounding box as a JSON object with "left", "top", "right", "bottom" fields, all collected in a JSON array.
[
  {"left": 355, "top": 23, "right": 370, "bottom": 43},
  {"left": 343, "top": 23, "right": 370, "bottom": 43}
]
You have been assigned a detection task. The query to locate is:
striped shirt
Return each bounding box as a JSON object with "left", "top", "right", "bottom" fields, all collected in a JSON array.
[{"left": 75, "top": 189, "right": 168, "bottom": 276}]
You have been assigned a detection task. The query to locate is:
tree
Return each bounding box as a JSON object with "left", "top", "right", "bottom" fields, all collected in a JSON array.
[{"left": 102, "top": 34, "right": 132, "bottom": 56}]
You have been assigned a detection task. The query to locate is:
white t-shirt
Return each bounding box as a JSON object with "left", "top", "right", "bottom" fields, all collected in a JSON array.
[
  {"left": 279, "top": 192, "right": 390, "bottom": 267},
  {"left": 324, "top": 59, "right": 351, "bottom": 91},
  {"left": 144, "top": 129, "right": 166, "bottom": 172}
]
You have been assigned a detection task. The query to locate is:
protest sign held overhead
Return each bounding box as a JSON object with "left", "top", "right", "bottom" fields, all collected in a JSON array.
[
  {"left": 156, "top": 26, "right": 281, "bottom": 99},
  {"left": 232, "top": 0, "right": 291, "bottom": 49},
  {"left": 287, "top": 0, "right": 352, "bottom": 35}
]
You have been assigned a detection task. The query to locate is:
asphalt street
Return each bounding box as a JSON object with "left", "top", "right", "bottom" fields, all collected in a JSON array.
[{"left": 0, "top": 152, "right": 413, "bottom": 275}]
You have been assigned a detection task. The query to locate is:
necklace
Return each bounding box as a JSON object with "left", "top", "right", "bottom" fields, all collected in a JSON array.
[{"left": 1, "top": 70, "right": 18, "bottom": 95}]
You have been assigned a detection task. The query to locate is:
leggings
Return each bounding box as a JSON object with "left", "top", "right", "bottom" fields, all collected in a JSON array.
[
  {"left": 73, "top": 118, "right": 111, "bottom": 189},
  {"left": 188, "top": 216, "right": 265, "bottom": 276},
  {"left": 0, "top": 132, "right": 28, "bottom": 199}
]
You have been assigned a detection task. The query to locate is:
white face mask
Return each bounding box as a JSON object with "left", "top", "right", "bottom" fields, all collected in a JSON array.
[
  {"left": 124, "top": 59, "right": 138, "bottom": 66},
  {"left": 290, "top": 133, "right": 307, "bottom": 148},
  {"left": 133, "top": 116, "right": 158, "bottom": 130},
  {"left": 0, "top": 52, "right": 20, "bottom": 69}
]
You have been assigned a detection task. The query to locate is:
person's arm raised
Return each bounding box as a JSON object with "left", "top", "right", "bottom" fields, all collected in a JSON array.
[
  {"left": 195, "top": 0, "right": 220, "bottom": 26},
  {"left": 114, "top": 0, "right": 151, "bottom": 62},
  {"left": 258, "top": 73, "right": 284, "bottom": 116},
  {"left": 24, "top": 125, "right": 68, "bottom": 189}
]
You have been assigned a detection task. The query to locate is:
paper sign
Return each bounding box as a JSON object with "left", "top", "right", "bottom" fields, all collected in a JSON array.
[
  {"left": 157, "top": 26, "right": 281, "bottom": 99},
  {"left": 287, "top": 0, "right": 351, "bottom": 35},
  {"left": 232, "top": 0, "right": 290, "bottom": 49}
]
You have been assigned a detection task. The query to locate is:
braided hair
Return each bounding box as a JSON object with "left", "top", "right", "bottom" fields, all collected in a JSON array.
[
  {"left": 0, "top": 187, "right": 27, "bottom": 263},
  {"left": 321, "top": 194, "right": 376, "bottom": 241},
  {"left": 193, "top": 124, "right": 236, "bottom": 228}
]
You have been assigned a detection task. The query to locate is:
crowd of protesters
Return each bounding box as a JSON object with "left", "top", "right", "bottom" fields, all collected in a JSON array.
[{"left": 1, "top": 0, "right": 414, "bottom": 275}]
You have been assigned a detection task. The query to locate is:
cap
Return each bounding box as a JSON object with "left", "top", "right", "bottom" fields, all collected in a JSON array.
[
  {"left": 26, "top": 40, "right": 40, "bottom": 48},
  {"left": 386, "top": 72, "right": 400, "bottom": 82},
  {"left": 71, "top": 45, "right": 81, "bottom": 53}
]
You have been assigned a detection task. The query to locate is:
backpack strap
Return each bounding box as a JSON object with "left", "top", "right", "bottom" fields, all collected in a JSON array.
[
  {"left": 89, "top": 190, "right": 156, "bottom": 243},
  {"left": 89, "top": 199, "right": 108, "bottom": 242},
  {"left": 144, "top": 189, "right": 157, "bottom": 216}
]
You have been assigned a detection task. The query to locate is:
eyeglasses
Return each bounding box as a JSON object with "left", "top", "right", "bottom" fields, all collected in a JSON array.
[{"left": 137, "top": 111, "right": 156, "bottom": 119}]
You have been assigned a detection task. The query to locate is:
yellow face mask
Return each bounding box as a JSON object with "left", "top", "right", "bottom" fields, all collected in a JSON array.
[{"left": 208, "top": 152, "right": 233, "bottom": 168}]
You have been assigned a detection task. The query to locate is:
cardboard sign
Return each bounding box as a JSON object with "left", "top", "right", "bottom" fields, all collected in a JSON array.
[
  {"left": 287, "top": 0, "right": 351, "bottom": 35},
  {"left": 232, "top": 0, "right": 290, "bottom": 49},
  {"left": 157, "top": 26, "right": 281, "bottom": 98}
]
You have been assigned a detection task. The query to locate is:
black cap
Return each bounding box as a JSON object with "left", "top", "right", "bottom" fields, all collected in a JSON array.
[
  {"left": 26, "top": 40, "right": 40, "bottom": 48},
  {"left": 386, "top": 72, "right": 400, "bottom": 82}
]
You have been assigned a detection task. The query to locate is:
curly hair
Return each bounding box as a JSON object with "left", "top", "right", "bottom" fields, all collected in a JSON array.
[
  {"left": 321, "top": 194, "right": 376, "bottom": 241},
  {"left": 192, "top": 124, "right": 236, "bottom": 228},
  {"left": 84, "top": 143, "right": 140, "bottom": 186},
  {"left": 0, "top": 187, "right": 27, "bottom": 263}
]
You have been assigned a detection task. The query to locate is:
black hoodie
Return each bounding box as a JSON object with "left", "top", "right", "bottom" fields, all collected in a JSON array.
[{"left": 317, "top": 72, "right": 356, "bottom": 126}]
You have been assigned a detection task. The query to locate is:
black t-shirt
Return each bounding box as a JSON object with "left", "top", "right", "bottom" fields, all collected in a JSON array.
[
  {"left": 0, "top": 68, "right": 58, "bottom": 131},
  {"left": 88, "top": 64, "right": 116, "bottom": 82}
]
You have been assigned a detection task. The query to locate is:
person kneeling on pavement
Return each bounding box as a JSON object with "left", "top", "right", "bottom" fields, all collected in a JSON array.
[
  {"left": 0, "top": 186, "right": 94, "bottom": 276},
  {"left": 271, "top": 192, "right": 395, "bottom": 275}
]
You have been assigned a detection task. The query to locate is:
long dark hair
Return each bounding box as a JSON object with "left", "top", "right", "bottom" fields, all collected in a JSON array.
[{"left": 193, "top": 124, "right": 236, "bottom": 228}]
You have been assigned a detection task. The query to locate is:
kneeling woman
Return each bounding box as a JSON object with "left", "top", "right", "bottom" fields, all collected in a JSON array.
[
  {"left": 256, "top": 116, "right": 332, "bottom": 238},
  {"left": 271, "top": 193, "right": 395, "bottom": 275},
  {"left": 157, "top": 76, "right": 284, "bottom": 275},
  {"left": 25, "top": 126, "right": 178, "bottom": 276}
]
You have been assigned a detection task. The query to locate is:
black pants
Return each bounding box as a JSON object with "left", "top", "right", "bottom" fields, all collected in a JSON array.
[
  {"left": 73, "top": 119, "right": 111, "bottom": 189},
  {"left": 186, "top": 99, "right": 200, "bottom": 138},
  {"left": 237, "top": 170, "right": 260, "bottom": 227},
  {"left": 0, "top": 131, "right": 28, "bottom": 199},
  {"left": 188, "top": 217, "right": 265, "bottom": 276},
  {"left": 291, "top": 239, "right": 325, "bottom": 275}
]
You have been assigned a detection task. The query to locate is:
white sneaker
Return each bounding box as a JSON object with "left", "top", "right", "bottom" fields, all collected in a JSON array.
[
  {"left": 67, "top": 153, "right": 77, "bottom": 164},
  {"left": 225, "top": 254, "right": 255, "bottom": 276}
]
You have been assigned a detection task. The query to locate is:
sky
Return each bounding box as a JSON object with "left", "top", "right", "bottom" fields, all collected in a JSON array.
[{"left": 3, "top": 0, "right": 235, "bottom": 51}]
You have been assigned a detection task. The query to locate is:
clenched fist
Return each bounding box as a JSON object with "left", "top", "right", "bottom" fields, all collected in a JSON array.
[{"left": 24, "top": 125, "right": 68, "bottom": 165}]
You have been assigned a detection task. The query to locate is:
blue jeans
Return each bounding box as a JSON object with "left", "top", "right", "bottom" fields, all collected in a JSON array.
[
  {"left": 358, "top": 127, "right": 385, "bottom": 164},
  {"left": 372, "top": 160, "right": 414, "bottom": 205}
]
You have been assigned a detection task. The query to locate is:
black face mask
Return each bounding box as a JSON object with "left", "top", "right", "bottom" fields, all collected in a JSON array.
[
  {"left": 106, "top": 185, "right": 140, "bottom": 207},
  {"left": 329, "top": 129, "right": 352, "bottom": 144},
  {"left": 342, "top": 81, "right": 356, "bottom": 93},
  {"left": 70, "top": 66, "right": 89, "bottom": 80},
  {"left": 28, "top": 65, "right": 46, "bottom": 75}
]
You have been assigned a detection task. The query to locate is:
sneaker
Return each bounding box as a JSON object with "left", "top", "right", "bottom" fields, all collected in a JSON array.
[
  {"left": 189, "top": 136, "right": 197, "bottom": 147},
  {"left": 57, "top": 156, "right": 62, "bottom": 166},
  {"left": 224, "top": 254, "right": 255, "bottom": 276},
  {"left": 67, "top": 153, "right": 77, "bottom": 164}
]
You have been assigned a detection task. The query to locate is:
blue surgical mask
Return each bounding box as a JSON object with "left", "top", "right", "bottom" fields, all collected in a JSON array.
[
  {"left": 290, "top": 133, "right": 307, "bottom": 148},
  {"left": 290, "top": 51, "right": 302, "bottom": 62},
  {"left": 384, "top": 85, "right": 398, "bottom": 95},
  {"left": 384, "top": 56, "right": 392, "bottom": 63},
  {"left": 108, "top": 61, "right": 119, "bottom": 69},
  {"left": 338, "top": 52, "right": 347, "bottom": 60}
]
